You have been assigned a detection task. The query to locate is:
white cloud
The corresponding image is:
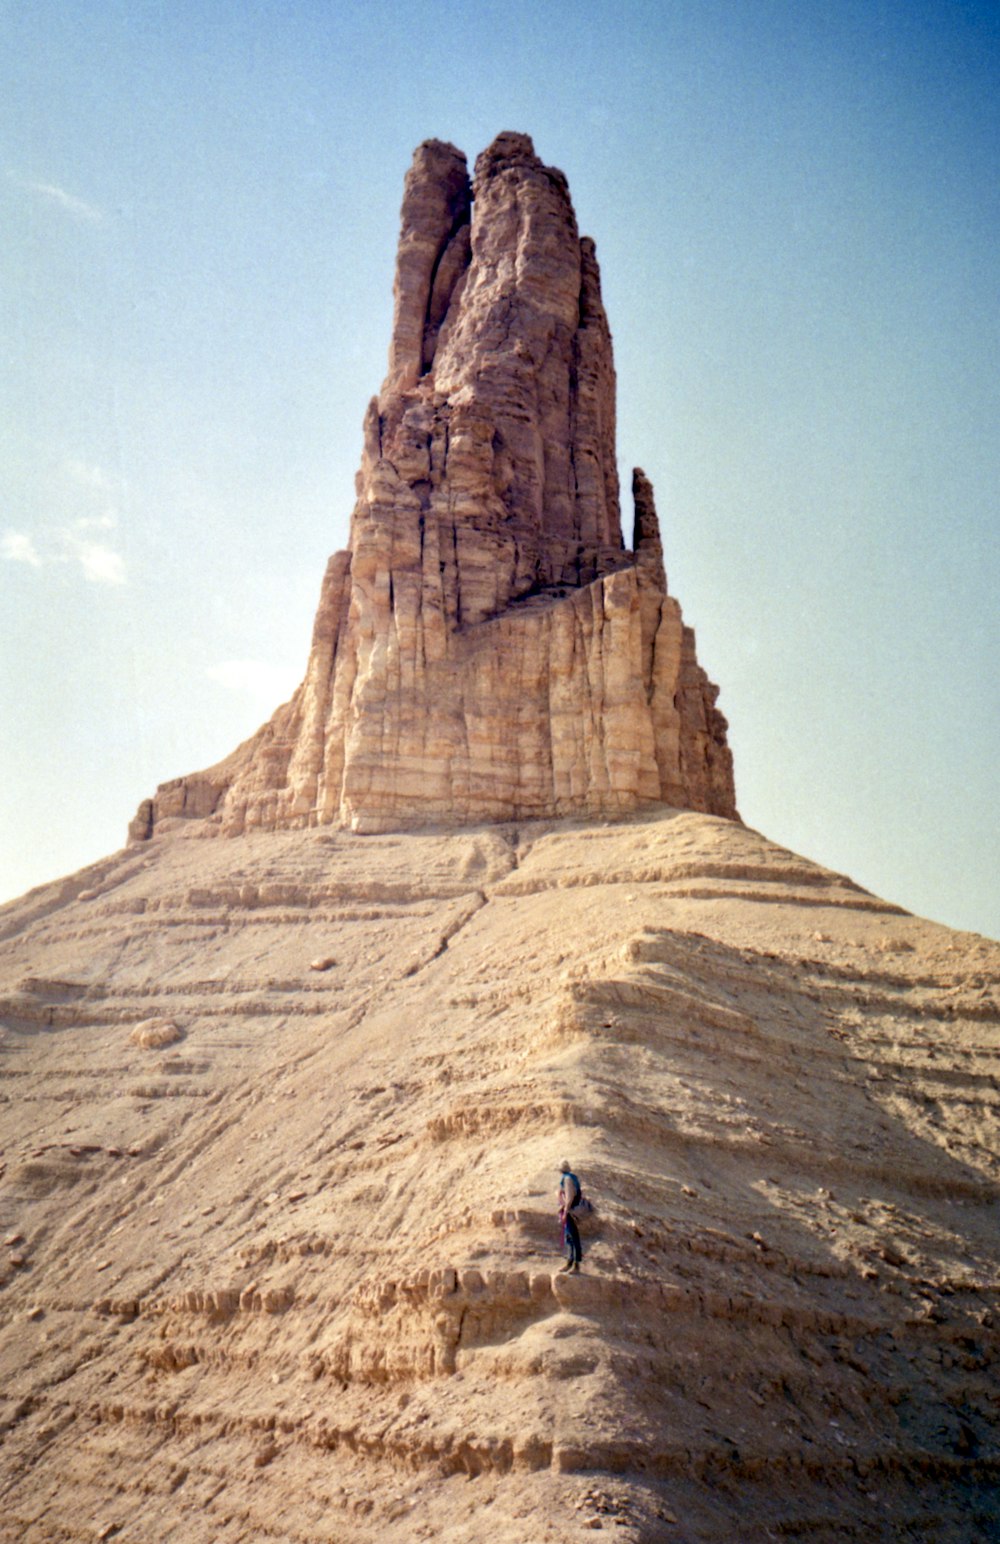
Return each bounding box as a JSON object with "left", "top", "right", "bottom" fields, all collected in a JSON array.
[
  {"left": 10, "top": 173, "right": 103, "bottom": 224},
  {"left": 56, "top": 513, "right": 127, "bottom": 585},
  {"left": 207, "top": 659, "right": 300, "bottom": 703},
  {"left": 75, "top": 542, "right": 126, "bottom": 585},
  {"left": 2, "top": 530, "right": 43, "bottom": 566},
  {"left": 74, "top": 513, "right": 117, "bottom": 531},
  {"left": 66, "top": 460, "right": 116, "bottom": 493},
  {"left": 2, "top": 520, "right": 127, "bottom": 585}
]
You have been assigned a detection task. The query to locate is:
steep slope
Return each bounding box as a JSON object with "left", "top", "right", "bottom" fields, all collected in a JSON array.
[{"left": 1, "top": 810, "right": 997, "bottom": 1541}]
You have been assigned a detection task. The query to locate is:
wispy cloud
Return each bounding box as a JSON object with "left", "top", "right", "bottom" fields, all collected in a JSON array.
[
  {"left": 66, "top": 460, "right": 117, "bottom": 493},
  {"left": 207, "top": 659, "right": 300, "bottom": 704},
  {"left": 59, "top": 460, "right": 128, "bottom": 583},
  {"left": 56, "top": 511, "right": 127, "bottom": 585},
  {"left": 9, "top": 172, "right": 103, "bottom": 224},
  {"left": 2, "top": 530, "right": 43, "bottom": 567},
  {"left": 3, "top": 505, "right": 127, "bottom": 586},
  {"left": 73, "top": 539, "right": 127, "bottom": 586}
]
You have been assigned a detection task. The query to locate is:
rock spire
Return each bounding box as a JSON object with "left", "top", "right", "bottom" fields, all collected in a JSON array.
[{"left": 130, "top": 132, "right": 736, "bottom": 841}]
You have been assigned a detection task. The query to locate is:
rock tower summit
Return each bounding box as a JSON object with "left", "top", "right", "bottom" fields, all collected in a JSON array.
[{"left": 131, "top": 132, "right": 737, "bottom": 841}]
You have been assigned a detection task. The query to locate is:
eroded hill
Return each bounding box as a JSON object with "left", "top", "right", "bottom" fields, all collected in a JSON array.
[{"left": 1, "top": 809, "right": 997, "bottom": 1541}]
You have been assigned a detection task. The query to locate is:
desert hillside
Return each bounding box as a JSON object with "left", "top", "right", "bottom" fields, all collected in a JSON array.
[{"left": 1, "top": 808, "right": 997, "bottom": 1541}]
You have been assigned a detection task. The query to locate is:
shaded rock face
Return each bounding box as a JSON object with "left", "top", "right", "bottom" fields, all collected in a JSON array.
[{"left": 135, "top": 132, "right": 736, "bottom": 840}]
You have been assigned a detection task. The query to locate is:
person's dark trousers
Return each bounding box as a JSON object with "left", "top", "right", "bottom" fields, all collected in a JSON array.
[{"left": 563, "top": 1211, "right": 582, "bottom": 1267}]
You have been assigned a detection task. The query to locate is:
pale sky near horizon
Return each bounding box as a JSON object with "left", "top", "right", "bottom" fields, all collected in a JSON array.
[{"left": 2, "top": 0, "right": 998, "bottom": 939}]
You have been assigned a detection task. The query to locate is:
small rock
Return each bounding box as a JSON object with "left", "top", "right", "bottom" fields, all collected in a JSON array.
[
  {"left": 4, "top": 1232, "right": 24, "bottom": 1247},
  {"left": 310, "top": 957, "right": 336, "bottom": 972},
  {"left": 130, "top": 1017, "right": 183, "bottom": 1050},
  {"left": 253, "top": 1443, "right": 278, "bottom": 1468},
  {"left": 9, "top": 1253, "right": 27, "bottom": 1269},
  {"left": 95, "top": 1260, "right": 112, "bottom": 1272}
]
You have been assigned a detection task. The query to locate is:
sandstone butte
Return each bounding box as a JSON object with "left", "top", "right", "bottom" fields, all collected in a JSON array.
[{"left": 0, "top": 135, "right": 997, "bottom": 1544}]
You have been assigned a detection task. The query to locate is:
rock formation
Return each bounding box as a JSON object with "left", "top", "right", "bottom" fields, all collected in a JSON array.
[
  {"left": 8, "top": 131, "right": 993, "bottom": 1544},
  {"left": 1, "top": 813, "right": 998, "bottom": 1541},
  {"left": 130, "top": 132, "right": 736, "bottom": 842}
]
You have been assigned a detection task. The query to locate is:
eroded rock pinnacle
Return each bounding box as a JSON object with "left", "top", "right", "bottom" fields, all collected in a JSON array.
[{"left": 132, "top": 132, "right": 737, "bottom": 841}]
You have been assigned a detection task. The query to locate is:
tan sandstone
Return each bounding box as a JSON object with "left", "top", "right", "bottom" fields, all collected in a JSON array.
[
  {"left": 129, "top": 134, "right": 735, "bottom": 844},
  {"left": 0, "top": 812, "right": 997, "bottom": 1540}
]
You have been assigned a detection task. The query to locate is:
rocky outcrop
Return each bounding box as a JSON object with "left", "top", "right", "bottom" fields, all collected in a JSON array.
[{"left": 133, "top": 132, "right": 736, "bottom": 840}]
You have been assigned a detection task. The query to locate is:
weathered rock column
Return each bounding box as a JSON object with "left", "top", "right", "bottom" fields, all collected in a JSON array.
[{"left": 131, "top": 132, "right": 737, "bottom": 841}]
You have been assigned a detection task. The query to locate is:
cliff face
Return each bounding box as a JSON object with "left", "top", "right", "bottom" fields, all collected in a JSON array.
[{"left": 132, "top": 133, "right": 736, "bottom": 842}]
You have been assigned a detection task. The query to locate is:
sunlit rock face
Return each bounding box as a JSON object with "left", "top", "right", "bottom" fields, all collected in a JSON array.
[{"left": 132, "top": 132, "right": 736, "bottom": 841}]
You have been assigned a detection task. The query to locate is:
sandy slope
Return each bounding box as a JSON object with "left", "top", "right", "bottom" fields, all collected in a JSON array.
[{"left": 0, "top": 809, "right": 997, "bottom": 1541}]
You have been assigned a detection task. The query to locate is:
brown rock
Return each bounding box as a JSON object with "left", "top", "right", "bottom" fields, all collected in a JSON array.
[
  {"left": 129, "top": 1018, "right": 183, "bottom": 1049},
  {"left": 130, "top": 132, "right": 737, "bottom": 839}
]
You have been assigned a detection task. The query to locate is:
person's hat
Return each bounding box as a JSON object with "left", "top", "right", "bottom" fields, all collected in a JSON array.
[{"left": 559, "top": 1158, "right": 571, "bottom": 1172}]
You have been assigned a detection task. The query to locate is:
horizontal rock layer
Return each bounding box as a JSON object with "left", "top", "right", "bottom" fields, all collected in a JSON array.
[{"left": 1, "top": 811, "right": 998, "bottom": 1539}]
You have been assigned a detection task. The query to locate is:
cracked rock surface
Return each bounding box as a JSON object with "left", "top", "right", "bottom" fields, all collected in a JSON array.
[{"left": 131, "top": 132, "right": 736, "bottom": 843}]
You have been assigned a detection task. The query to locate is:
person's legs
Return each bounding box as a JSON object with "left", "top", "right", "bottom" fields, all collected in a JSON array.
[
  {"left": 566, "top": 1211, "right": 582, "bottom": 1269},
  {"left": 560, "top": 1216, "right": 571, "bottom": 1270}
]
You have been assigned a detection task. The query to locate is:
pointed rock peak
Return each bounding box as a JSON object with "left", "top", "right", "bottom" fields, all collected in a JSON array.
[
  {"left": 473, "top": 130, "right": 540, "bottom": 179},
  {"left": 385, "top": 141, "right": 472, "bottom": 393},
  {"left": 414, "top": 135, "right": 466, "bottom": 165},
  {"left": 632, "top": 467, "right": 666, "bottom": 589},
  {"left": 472, "top": 130, "right": 572, "bottom": 206},
  {"left": 632, "top": 467, "right": 656, "bottom": 528},
  {"left": 130, "top": 134, "right": 737, "bottom": 843}
]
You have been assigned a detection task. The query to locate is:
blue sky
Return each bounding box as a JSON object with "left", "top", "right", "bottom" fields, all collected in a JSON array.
[{"left": 2, "top": 0, "right": 997, "bottom": 937}]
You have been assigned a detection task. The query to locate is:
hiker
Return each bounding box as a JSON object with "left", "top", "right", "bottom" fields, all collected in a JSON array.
[{"left": 558, "top": 1158, "right": 583, "bottom": 1273}]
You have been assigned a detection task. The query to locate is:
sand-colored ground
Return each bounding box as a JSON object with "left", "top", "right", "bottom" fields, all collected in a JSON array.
[{"left": 0, "top": 809, "right": 997, "bottom": 1541}]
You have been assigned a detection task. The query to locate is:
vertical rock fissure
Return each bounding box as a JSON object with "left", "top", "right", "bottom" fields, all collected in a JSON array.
[{"left": 420, "top": 209, "right": 473, "bottom": 377}]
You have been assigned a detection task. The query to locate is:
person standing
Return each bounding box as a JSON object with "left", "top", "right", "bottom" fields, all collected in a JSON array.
[{"left": 558, "top": 1158, "right": 583, "bottom": 1273}]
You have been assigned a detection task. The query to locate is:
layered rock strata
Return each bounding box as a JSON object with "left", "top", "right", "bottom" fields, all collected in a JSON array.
[
  {"left": 1, "top": 812, "right": 998, "bottom": 1540},
  {"left": 131, "top": 132, "right": 736, "bottom": 841}
]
